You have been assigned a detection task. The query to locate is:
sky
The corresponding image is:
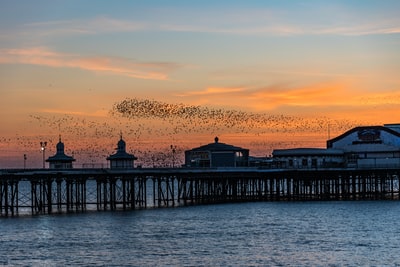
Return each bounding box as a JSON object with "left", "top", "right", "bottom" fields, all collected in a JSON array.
[{"left": 1, "top": 0, "right": 400, "bottom": 168}]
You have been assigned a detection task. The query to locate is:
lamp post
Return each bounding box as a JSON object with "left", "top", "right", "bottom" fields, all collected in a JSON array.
[
  {"left": 23, "top": 154, "right": 27, "bottom": 169},
  {"left": 170, "top": 145, "right": 177, "bottom": 168},
  {"left": 40, "top": 141, "right": 47, "bottom": 169}
]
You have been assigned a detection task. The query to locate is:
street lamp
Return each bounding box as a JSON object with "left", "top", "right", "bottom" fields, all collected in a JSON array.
[
  {"left": 170, "top": 145, "right": 177, "bottom": 168},
  {"left": 40, "top": 141, "right": 47, "bottom": 169},
  {"left": 23, "top": 154, "right": 27, "bottom": 169}
]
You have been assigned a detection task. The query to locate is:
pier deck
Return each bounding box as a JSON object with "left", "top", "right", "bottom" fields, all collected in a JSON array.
[{"left": 1, "top": 167, "right": 399, "bottom": 216}]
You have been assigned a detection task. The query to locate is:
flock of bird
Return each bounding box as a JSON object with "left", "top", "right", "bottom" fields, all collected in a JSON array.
[
  {"left": 112, "top": 98, "right": 358, "bottom": 136},
  {"left": 1, "top": 97, "right": 360, "bottom": 168}
]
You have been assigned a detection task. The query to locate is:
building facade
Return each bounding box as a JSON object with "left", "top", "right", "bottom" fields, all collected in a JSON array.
[
  {"left": 272, "top": 124, "right": 400, "bottom": 169},
  {"left": 272, "top": 148, "right": 344, "bottom": 169},
  {"left": 185, "top": 137, "right": 249, "bottom": 167},
  {"left": 46, "top": 137, "right": 75, "bottom": 169},
  {"left": 327, "top": 125, "right": 400, "bottom": 168}
]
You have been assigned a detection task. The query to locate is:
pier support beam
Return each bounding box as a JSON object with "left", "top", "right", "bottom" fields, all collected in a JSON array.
[
  {"left": 0, "top": 179, "right": 19, "bottom": 216},
  {"left": 30, "top": 178, "right": 53, "bottom": 215}
]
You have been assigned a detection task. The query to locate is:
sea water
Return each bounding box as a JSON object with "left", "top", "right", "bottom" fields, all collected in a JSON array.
[{"left": 1, "top": 201, "right": 400, "bottom": 266}]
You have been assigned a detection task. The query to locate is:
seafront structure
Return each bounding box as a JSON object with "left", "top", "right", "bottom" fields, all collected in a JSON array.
[
  {"left": 1, "top": 124, "right": 400, "bottom": 217},
  {"left": 273, "top": 124, "right": 400, "bottom": 169},
  {"left": 1, "top": 167, "right": 399, "bottom": 217},
  {"left": 184, "top": 137, "right": 249, "bottom": 167},
  {"left": 46, "top": 136, "right": 75, "bottom": 169},
  {"left": 106, "top": 135, "right": 138, "bottom": 169},
  {"left": 273, "top": 148, "right": 344, "bottom": 169}
]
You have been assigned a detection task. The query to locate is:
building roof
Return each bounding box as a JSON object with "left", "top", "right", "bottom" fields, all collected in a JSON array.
[
  {"left": 327, "top": 125, "right": 400, "bottom": 148},
  {"left": 273, "top": 148, "right": 344, "bottom": 157},
  {"left": 107, "top": 137, "right": 137, "bottom": 160},
  {"left": 46, "top": 137, "right": 75, "bottom": 162},
  {"left": 188, "top": 137, "right": 248, "bottom": 152},
  {"left": 384, "top": 123, "right": 400, "bottom": 133}
]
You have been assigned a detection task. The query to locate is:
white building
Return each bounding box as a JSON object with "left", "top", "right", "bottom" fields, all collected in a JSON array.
[
  {"left": 273, "top": 148, "right": 344, "bottom": 169},
  {"left": 327, "top": 125, "right": 400, "bottom": 168},
  {"left": 272, "top": 124, "right": 400, "bottom": 169}
]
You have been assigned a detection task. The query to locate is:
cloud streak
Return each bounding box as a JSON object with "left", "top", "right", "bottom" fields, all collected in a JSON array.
[
  {"left": 11, "top": 7, "right": 400, "bottom": 39},
  {"left": 177, "top": 80, "right": 400, "bottom": 114},
  {"left": 179, "top": 86, "right": 249, "bottom": 96},
  {"left": 0, "top": 47, "right": 179, "bottom": 80},
  {"left": 24, "top": 16, "right": 147, "bottom": 36}
]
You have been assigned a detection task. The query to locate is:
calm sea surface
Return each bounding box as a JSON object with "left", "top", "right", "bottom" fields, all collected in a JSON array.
[{"left": 1, "top": 201, "right": 400, "bottom": 266}]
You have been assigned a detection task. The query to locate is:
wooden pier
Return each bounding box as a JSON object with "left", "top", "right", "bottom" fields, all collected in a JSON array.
[{"left": 1, "top": 167, "right": 399, "bottom": 216}]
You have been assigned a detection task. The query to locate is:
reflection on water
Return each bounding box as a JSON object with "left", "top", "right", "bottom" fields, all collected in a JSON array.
[{"left": 1, "top": 201, "right": 400, "bottom": 266}]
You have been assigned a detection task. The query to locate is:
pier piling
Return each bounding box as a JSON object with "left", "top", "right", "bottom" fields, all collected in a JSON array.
[{"left": 1, "top": 168, "right": 399, "bottom": 217}]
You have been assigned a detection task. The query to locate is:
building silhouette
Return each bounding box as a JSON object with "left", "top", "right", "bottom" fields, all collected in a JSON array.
[
  {"left": 107, "top": 135, "right": 137, "bottom": 169},
  {"left": 46, "top": 136, "right": 75, "bottom": 169},
  {"left": 185, "top": 137, "right": 249, "bottom": 167}
]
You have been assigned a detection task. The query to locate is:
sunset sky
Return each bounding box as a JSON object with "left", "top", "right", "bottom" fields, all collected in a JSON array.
[{"left": 1, "top": 1, "right": 400, "bottom": 168}]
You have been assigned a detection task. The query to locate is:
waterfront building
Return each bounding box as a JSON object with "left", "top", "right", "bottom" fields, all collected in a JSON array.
[
  {"left": 327, "top": 125, "right": 400, "bottom": 168},
  {"left": 273, "top": 148, "right": 344, "bottom": 169},
  {"left": 273, "top": 124, "right": 400, "bottom": 169},
  {"left": 184, "top": 137, "right": 249, "bottom": 167},
  {"left": 46, "top": 136, "right": 75, "bottom": 169},
  {"left": 248, "top": 156, "right": 274, "bottom": 167},
  {"left": 107, "top": 135, "right": 137, "bottom": 169}
]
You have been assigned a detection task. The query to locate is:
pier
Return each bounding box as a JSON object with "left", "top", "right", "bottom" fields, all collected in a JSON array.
[{"left": 1, "top": 167, "right": 399, "bottom": 217}]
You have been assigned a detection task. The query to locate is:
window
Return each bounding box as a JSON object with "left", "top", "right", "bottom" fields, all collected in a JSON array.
[
  {"left": 311, "top": 158, "right": 317, "bottom": 167},
  {"left": 302, "top": 159, "right": 308, "bottom": 167}
]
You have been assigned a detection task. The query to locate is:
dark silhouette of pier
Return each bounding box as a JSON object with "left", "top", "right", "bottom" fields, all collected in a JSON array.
[{"left": 1, "top": 167, "right": 399, "bottom": 217}]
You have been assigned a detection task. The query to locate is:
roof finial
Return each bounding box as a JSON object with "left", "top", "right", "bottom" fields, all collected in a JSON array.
[
  {"left": 59, "top": 134, "right": 62, "bottom": 142},
  {"left": 215, "top": 136, "right": 219, "bottom": 143},
  {"left": 119, "top": 131, "right": 123, "bottom": 140}
]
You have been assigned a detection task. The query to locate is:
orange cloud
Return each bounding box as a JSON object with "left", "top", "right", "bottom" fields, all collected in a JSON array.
[
  {"left": 177, "top": 82, "right": 356, "bottom": 110},
  {"left": 245, "top": 82, "right": 400, "bottom": 124},
  {"left": 243, "top": 81, "right": 359, "bottom": 109},
  {"left": 0, "top": 47, "right": 179, "bottom": 80},
  {"left": 176, "top": 81, "right": 400, "bottom": 125},
  {"left": 180, "top": 86, "right": 249, "bottom": 96},
  {"left": 40, "top": 109, "right": 109, "bottom": 117}
]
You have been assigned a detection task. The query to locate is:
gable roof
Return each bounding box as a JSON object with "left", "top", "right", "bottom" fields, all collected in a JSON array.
[
  {"left": 188, "top": 137, "right": 248, "bottom": 153},
  {"left": 327, "top": 125, "right": 400, "bottom": 148}
]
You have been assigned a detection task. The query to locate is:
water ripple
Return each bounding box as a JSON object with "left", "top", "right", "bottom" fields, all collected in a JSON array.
[{"left": 1, "top": 201, "right": 400, "bottom": 266}]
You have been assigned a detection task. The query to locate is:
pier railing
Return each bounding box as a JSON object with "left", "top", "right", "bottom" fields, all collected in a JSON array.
[{"left": 1, "top": 167, "right": 399, "bottom": 217}]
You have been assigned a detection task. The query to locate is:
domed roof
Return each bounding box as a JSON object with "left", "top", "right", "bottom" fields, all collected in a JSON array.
[
  {"left": 46, "top": 136, "right": 75, "bottom": 162},
  {"left": 56, "top": 139, "right": 65, "bottom": 153},
  {"left": 107, "top": 134, "right": 137, "bottom": 161},
  {"left": 117, "top": 138, "right": 126, "bottom": 152},
  {"left": 189, "top": 137, "right": 248, "bottom": 152}
]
